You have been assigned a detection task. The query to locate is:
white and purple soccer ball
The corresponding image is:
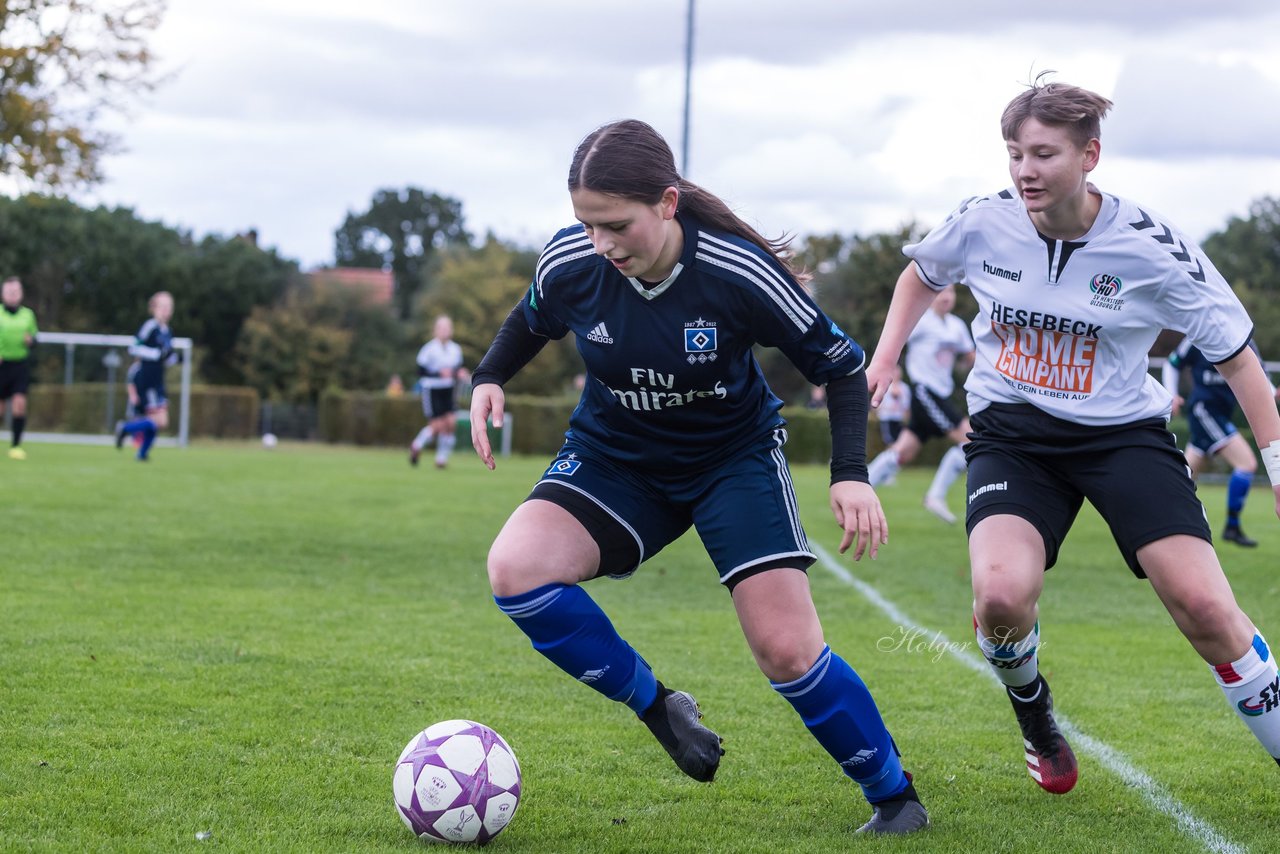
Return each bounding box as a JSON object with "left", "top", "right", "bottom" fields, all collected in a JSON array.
[{"left": 393, "top": 720, "right": 521, "bottom": 844}]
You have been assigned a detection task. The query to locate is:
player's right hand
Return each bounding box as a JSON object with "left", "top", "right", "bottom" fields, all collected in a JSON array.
[
  {"left": 865, "top": 360, "right": 895, "bottom": 409},
  {"left": 470, "top": 383, "right": 504, "bottom": 471}
]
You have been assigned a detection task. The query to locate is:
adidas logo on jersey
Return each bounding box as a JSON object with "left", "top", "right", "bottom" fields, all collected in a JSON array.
[{"left": 586, "top": 322, "right": 614, "bottom": 344}]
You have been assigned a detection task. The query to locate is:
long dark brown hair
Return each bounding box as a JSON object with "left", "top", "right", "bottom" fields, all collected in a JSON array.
[{"left": 568, "top": 119, "right": 805, "bottom": 281}]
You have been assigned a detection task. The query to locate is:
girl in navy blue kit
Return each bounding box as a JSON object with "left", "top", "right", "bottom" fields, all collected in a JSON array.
[
  {"left": 116, "top": 291, "right": 178, "bottom": 461},
  {"left": 468, "top": 119, "right": 927, "bottom": 835}
]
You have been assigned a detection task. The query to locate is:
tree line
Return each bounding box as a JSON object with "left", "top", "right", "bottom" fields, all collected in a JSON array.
[
  {"left": 4, "top": 4, "right": 1279, "bottom": 407},
  {"left": 1, "top": 190, "right": 1278, "bottom": 407}
]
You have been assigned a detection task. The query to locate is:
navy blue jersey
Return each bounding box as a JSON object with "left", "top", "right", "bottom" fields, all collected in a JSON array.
[
  {"left": 524, "top": 213, "right": 865, "bottom": 471},
  {"left": 1167, "top": 340, "right": 1236, "bottom": 412},
  {"left": 129, "top": 318, "right": 174, "bottom": 390}
]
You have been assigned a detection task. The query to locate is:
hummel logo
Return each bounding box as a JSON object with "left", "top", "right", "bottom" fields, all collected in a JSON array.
[
  {"left": 586, "top": 322, "right": 614, "bottom": 344},
  {"left": 982, "top": 260, "right": 1022, "bottom": 282}
]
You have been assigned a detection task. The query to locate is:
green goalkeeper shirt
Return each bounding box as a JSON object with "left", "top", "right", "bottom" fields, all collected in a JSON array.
[{"left": 0, "top": 305, "right": 38, "bottom": 361}]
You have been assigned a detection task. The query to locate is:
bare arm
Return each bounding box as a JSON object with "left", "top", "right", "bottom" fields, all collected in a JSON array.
[
  {"left": 1219, "top": 349, "right": 1280, "bottom": 518},
  {"left": 866, "top": 263, "right": 942, "bottom": 405},
  {"left": 1161, "top": 359, "right": 1185, "bottom": 417}
]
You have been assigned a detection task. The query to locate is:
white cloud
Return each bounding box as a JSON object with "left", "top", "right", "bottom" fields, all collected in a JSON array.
[{"left": 69, "top": 1, "right": 1280, "bottom": 268}]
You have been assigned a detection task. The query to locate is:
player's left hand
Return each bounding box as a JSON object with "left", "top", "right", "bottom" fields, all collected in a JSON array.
[{"left": 830, "top": 480, "right": 888, "bottom": 561}]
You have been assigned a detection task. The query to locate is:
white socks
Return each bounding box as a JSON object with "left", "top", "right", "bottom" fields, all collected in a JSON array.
[
  {"left": 927, "top": 445, "right": 968, "bottom": 501},
  {"left": 1212, "top": 631, "right": 1280, "bottom": 759},
  {"left": 435, "top": 433, "right": 456, "bottom": 465},
  {"left": 411, "top": 426, "right": 434, "bottom": 451},
  {"left": 867, "top": 449, "right": 900, "bottom": 487},
  {"left": 977, "top": 619, "right": 1040, "bottom": 689}
]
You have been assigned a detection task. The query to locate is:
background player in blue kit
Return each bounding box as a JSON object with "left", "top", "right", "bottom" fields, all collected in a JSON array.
[
  {"left": 1164, "top": 340, "right": 1280, "bottom": 547},
  {"left": 468, "top": 119, "right": 928, "bottom": 835},
  {"left": 115, "top": 291, "right": 178, "bottom": 461},
  {"left": 868, "top": 75, "right": 1280, "bottom": 798}
]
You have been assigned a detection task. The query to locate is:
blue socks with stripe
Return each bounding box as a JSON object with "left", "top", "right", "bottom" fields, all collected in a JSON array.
[
  {"left": 137, "top": 420, "right": 157, "bottom": 459},
  {"left": 1227, "top": 469, "right": 1252, "bottom": 527},
  {"left": 772, "top": 645, "right": 907, "bottom": 802},
  {"left": 121, "top": 417, "right": 157, "bottom": 460},
  {"left": 495, "top": 583, "right": 658, "bottom": 715}
]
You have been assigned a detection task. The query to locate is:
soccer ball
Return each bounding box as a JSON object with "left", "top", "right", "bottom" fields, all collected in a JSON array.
[
  {"left": 261, "top": 432, "right": 278, "bottom": 448},
  {"left": 393, "top": 720, "right": 521, "bottom": 844}
]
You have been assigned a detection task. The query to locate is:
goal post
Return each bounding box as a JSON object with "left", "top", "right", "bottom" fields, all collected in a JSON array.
[{"left": 4, "top": 331, "right": 194, "bottom": 447}]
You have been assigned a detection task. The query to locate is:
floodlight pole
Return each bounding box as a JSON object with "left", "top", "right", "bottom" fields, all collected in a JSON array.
[{"left": 681, "top": 0, "right": 695, "bottom": 175}]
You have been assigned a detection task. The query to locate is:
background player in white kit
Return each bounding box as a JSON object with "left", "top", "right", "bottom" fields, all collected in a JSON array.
[
  {"left": 409, "top": 315, "right": 469, "bottom": 469},
  {"left": 876, "top": 365, "right": 911, "bottom": 449},
  {"left": 867, "top": 74, "right": 1280, "bottom": 797},
  {"left": 866, "top": 285, "right": 974, "bottom": 523}
]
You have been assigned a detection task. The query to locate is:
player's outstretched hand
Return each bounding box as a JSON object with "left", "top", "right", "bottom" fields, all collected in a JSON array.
[
  {"left": 865, "top": 359, "right": 895, "bottom": 409},
  {"left": 830, "top": 480, "right": 888, "bottom": 561},
  {"left": 470, "top": 383, "right": 504, "bottom": 471}
]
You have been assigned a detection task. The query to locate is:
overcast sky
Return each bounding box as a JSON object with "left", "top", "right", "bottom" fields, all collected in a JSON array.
[{"left": 82, "top": 1, "right": 1280, "bottom": 271}]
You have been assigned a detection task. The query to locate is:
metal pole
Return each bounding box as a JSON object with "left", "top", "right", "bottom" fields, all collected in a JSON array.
[
  {"left": 178, "top": 341, "right": 192, "bottom": 447},
  {"left": 681, "top": 0, "right": 695, "bottom": 175}
]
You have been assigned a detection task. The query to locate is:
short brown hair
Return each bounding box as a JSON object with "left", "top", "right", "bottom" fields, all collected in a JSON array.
[{"left": 1001, "top": 72, "right": 1113, "bottom": 149}]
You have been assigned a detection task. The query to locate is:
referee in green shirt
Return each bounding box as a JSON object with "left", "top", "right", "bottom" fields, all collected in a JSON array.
[{"left": 0, "top": 277, "right": 38, "bottom": 460}]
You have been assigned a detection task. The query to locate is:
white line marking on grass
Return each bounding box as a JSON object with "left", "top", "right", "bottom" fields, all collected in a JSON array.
[{"left": 811, "top": 542, "right": 1244, "bottom": 854}]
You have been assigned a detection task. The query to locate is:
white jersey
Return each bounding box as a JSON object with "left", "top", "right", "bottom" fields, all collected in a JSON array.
[
  {"left": 904, "top": 310, "right": 973, "bottom": 398},
  {"left": 879, "top": 381, "right": 912, "bottom": 422},
  {"left": 905, "top": 186, "right": 1253, "bottom": 426},
  {"left": 416, "top": 339, "right": 463, "bottom": 390}
]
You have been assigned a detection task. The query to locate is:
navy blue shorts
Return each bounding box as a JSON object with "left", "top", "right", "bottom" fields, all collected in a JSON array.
[
  {"left": 132, "top": 380, "right": 167, "bottom": 416},
  {"left": 527, "top": 427, "right": 816, "bottom": 589},
  {"left": 1186, "top": 399, "right": 1239, "bottom": 456},
  {"left": 965, "top": 403, "right": 1210, "bottom": 578}
]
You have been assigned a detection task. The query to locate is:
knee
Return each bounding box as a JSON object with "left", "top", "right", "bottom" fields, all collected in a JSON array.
[
  {"left": 756, "top": 637, "right": 823, "bottom": 684},
  {"left": 1169, "top": 591, "right": 1237, "bottom": 640},
  {"left": 487, "top": 543, "right": 530, "bottom": 599},
  {"left": 972, "top": 572, "right": 1037, "bottom": 629}
]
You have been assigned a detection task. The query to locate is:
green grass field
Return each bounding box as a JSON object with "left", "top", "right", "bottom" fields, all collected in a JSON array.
[{"left": 3, "top": 441, "right": 1278, "bottom": 852}]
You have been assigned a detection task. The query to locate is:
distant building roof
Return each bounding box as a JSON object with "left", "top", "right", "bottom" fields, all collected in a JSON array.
[{"left": 307, "top": 267, "right": 394, "bottom": 306}]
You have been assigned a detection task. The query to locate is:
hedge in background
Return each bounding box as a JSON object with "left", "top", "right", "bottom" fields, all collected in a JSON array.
[
  {"left": 312, "top": 389, "right": 1201, "bottom": 468},
  {"left": 317, "top": 390, "right": 518, "bottom": 450},
  {"left": 314, "top": 390, "right": 916, "bottom": 464},
  {"left": 25, "top": 383, "right": 259, "bottom": 438}
]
